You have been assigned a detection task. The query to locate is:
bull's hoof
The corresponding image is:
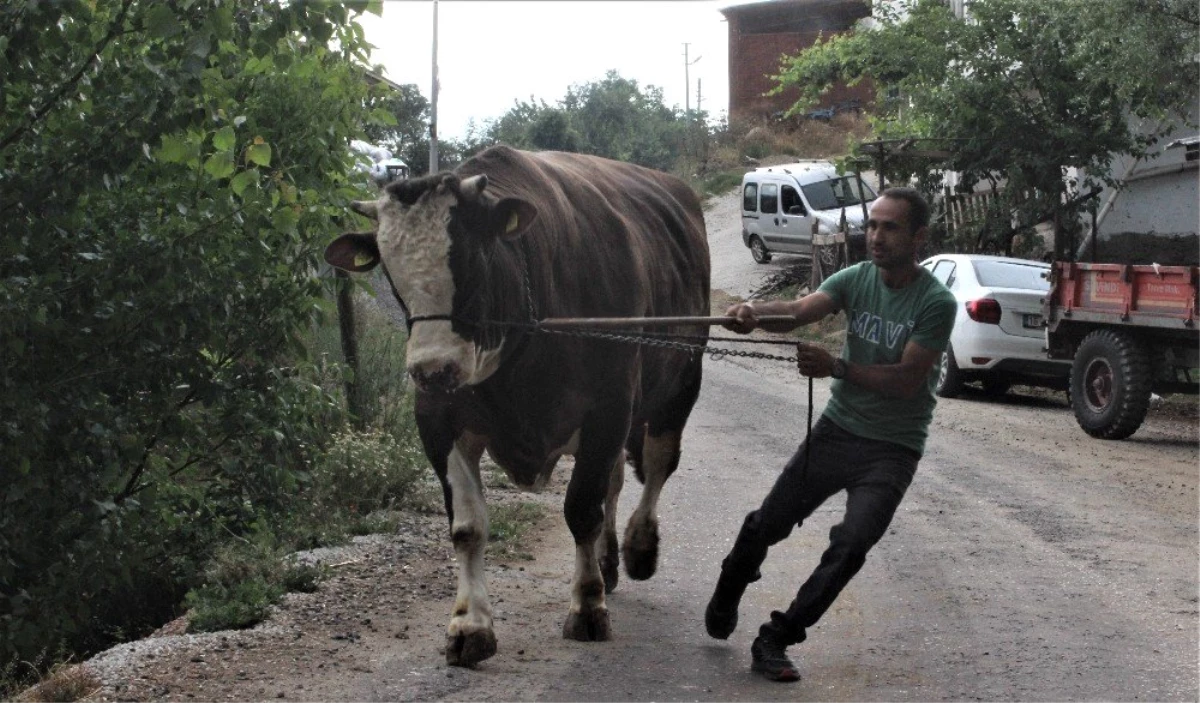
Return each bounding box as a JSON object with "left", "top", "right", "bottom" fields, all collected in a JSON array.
[
  {"left": 445, "top": 629, "right": 497, "bottom": 667},
  {"left": 600, "top": 553, "right": 620, "bottom": 593},
  {"left": 562, "top": 607, "right": 612, "bottom": 642},
  {"left": 622, "top": 521, "right": 660, "bottom": 581}
]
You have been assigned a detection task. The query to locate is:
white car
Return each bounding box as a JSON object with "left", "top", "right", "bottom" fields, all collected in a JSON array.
[{"left": 921, "top": 254, "right": 1071, "bottom": 397}]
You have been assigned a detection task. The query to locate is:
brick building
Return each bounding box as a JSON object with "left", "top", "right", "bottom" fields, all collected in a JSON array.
[{"left": 720, "top": 0, "right": 875, "bottom": 122}]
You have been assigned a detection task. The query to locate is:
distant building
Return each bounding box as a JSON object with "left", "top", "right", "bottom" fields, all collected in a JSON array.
[{"left": 720, "top": 0, "right": 874, "bottom": 123}]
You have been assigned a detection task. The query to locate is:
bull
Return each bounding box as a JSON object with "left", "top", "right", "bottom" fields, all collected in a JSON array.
[{"left": 323, "top": 145, "right": 709, "bottom": 666}]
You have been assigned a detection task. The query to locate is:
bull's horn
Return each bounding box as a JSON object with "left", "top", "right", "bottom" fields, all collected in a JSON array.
[
  {"left": 350, "top": 200, "right": 378, "bottom": 219},
  {"left": 460, "top": 174, "right": 488, "bottom": 201}
]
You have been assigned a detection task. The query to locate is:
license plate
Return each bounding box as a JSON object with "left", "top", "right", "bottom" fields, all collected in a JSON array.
[{"left": 1023, "top": 313, "right": 1044, "bottom": 328}]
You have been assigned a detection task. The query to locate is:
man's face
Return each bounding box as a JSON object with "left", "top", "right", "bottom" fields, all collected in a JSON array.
[{"left": 866, "top": 196, "right": 925, "bottom": 270}]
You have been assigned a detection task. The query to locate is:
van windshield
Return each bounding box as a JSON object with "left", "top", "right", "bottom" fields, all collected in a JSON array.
[{"left": 801, "top": 176, "right": 876, "bottom": 211}]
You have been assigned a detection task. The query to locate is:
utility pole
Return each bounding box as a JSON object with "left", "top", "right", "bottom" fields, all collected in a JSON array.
[
  {"left": 428, "top": 0, "right": 439, "bottom": 174},
  {"left": 683, "top": 43, "right": 701, "bottom": 117}
]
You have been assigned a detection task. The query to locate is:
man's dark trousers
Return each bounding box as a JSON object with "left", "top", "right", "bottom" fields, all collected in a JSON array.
[{"left": 719, "top": 415, "right": 920, "bottom": 645}]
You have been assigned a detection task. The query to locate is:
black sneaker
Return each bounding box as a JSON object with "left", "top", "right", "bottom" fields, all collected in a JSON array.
[
  {"left": 751, "top": 634, "right": 801, "bottom": 682},
  {"left": 704, "top": 598, "right": 737, "bottom": 640},
  {"left": 704, "top": 571, "right": 750, "bottom": 640}
]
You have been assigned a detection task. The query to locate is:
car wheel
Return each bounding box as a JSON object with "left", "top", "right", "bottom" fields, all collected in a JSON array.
[
  {"left": 1070, "top": 329, "right": 1152, "bottom": 440},
  {"left": 749, "top": 235, "right": 772, "bottom": 264},
  {"left": 981, "top": 376, "right": 1012, "bottom": 396},
  {"left": 935, "top": 345, "right": 965, "bottom": 398}
]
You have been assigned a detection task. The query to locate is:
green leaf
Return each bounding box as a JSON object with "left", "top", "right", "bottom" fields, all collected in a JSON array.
[
  {"left": 272, "top": 207, "right": 299, "bottom": 233},
  {"left": 230, "top": 169, "right": 260, "bottom": 197},
  {"left": 157, "top": 134, "right": 189, "bottom": 163},
  {"left": 213, "top": 126, "right": 236, "bottom": 152},
  {"left": 247, "top": 142, "right": 272, "bottom": 167},
  {"left": 204, "top": 151, "right": 236, "bottom": 179},
  {"left": 146, "top": 6, "right": 183, "bottom": 39}
]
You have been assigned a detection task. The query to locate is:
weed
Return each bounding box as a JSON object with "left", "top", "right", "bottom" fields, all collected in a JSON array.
[
  {"left": 487, "top": 502, "right": 547, "bottom": 561},
  {"left": 186, "top": 577, "right": 283, "bottom": 633},
  {"left": 281, "top": 562, "right": 326, "bottom": 594},
  {"left": 11, "top": 662, "right": 100, "bottom": 703},
  {"left": 347, "top": 511, "right": 403, "bottom": 537},
  {"left": 184, "top": 537, "right": 331, "bottom": 633}
]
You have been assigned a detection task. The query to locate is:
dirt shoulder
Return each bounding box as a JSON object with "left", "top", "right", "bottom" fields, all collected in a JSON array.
[{"left": 78, "top": 467, "right": 571, "bottom": 702}]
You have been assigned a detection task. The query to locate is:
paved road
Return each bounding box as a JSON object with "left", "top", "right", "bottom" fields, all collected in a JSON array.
[{"left": 405, "top": 350, "right": 1197, "bottom": 702}]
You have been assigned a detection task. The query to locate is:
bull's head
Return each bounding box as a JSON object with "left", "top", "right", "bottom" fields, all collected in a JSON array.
[{"left": 324, "top": 173, "right": 538, "bottom": 393}]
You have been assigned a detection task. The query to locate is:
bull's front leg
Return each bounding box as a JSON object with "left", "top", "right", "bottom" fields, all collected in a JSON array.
[
  {"left": 562, "top": 404, "right": 631, "bottom": 642},
  {"left": 444, "top": 432, "right": 496, "bottom": 667}
]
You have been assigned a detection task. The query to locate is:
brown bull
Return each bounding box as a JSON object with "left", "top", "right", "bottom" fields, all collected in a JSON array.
[{"left": 324, "top": 145, "right": 710, "bottom": 666}]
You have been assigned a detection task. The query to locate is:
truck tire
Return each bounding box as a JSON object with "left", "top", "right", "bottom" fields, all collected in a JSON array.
[
  {"left": 1070, "top": 329, "right": 1152, "bottom": 440},
  {"left": 749, "top": 235, "right": 772, "bottom": 264},
  {"left": 935, "top": 345, "right": 965, "bottom": 398}
]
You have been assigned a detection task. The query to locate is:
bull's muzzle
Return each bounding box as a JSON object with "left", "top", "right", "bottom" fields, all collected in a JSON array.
[{"left": 408, "top": 360, "right": 464, "bottom": 393}]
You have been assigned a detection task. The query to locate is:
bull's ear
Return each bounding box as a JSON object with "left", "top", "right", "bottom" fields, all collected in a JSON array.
[
  {"left": 490, "top": 197, "right": 538, "bottom": 241},
  {"left": 324, "top": 232, "right": 381, "bottom": 272}
]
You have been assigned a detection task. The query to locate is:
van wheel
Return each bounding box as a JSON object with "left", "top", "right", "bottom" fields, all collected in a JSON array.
[{"left": 749, "top": 236, "right": 771, "bottom": 264}]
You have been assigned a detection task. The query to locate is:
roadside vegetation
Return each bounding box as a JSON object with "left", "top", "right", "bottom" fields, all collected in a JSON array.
[{"left": 0, "top": 0, "right": 431, "bottom": 693}]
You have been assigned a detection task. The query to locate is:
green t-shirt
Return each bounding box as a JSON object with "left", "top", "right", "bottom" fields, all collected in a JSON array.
[{"left": 817, "top": 262, "right": 957, "bottom": 455}]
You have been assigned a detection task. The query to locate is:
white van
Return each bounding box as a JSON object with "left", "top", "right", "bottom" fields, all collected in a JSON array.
[{"left": 740, "top": 162, "right": 877, "bottom": 264}]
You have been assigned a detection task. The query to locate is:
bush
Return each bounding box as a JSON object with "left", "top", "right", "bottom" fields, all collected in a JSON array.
[
  {"left": 184, "top": 539, "right": 329, "bottom": 633},
  {"left": 0, "top": 0, "right": 380, "bottom": 671},
  {"left": 308, "top": 427, "right": 428, "bottom": 516}
]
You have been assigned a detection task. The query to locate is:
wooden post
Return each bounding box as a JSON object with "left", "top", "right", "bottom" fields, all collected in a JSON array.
[{"left": 335, "top": 269, "right": 363, "bottom": 426}]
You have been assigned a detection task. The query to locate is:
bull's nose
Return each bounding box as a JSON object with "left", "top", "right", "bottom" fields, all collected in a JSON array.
[{"left": 409, "top": 361, "right": 463, "bottom": 393}]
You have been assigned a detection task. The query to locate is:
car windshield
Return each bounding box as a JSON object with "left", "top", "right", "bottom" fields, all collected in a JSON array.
[
  {"left": 972, "top": 260, "right": 1050, "bottom": 291},
  {"left": 801, "top": 176, "right": 877, "bottom": 211}
]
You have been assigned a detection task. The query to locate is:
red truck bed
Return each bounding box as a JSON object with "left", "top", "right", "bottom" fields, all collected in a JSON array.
[{"left": 1047, "top": 262, "right": 1199, "bottom": 330}]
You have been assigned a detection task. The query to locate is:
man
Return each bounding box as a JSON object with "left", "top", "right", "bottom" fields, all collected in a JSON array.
[{"left": 705, "top": 187, "right": 957, "bottom": 682}]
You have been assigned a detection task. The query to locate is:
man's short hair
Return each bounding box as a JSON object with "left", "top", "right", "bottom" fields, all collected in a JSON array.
[{"left": 879, "top": 187, "right": 930, "bottom": 234}]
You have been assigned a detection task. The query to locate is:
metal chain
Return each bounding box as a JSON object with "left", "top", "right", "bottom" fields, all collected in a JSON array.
[
  {"left": 488, "top": 320, "right": 798, "bottom": 364},
  {"left": 500, "top": 253, "right": 798, "bottom": 364}
]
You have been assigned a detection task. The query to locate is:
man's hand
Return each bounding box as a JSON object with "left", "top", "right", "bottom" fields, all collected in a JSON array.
[
  {"left": 796, "top": 341, "right": 836, "bottom": 378},
  {"left": 722, "top": 302, "right": 759, "bottom": 334}
]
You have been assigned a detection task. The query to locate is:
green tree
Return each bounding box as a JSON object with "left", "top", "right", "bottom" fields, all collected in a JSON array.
[
  {"left": 463, "top": 72, "right": 694, "bottom": 172},
  {"left": 564, "top": 71, "right": 689, "bottom": 171},
  {"left": 0, "top": 0, "right": 381, "bottom": 665},
  {"left": 361, "top": 79, "right": 430, "bottom": 165},
  {"left": 773, "top": 0, "right": 1199, "bottom": 250}
]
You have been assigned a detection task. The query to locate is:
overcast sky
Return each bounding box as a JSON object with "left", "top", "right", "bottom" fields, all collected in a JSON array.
[{"left": 357, "top": 1, "right": 736, "bottom": 141}]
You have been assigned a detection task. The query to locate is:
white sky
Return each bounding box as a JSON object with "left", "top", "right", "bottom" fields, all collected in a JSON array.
[{"left": 357, "top": 1, "right": 736, "bottom": 141}]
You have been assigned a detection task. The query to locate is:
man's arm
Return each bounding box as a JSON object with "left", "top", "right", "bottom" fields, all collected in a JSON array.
[
  {"left": 723, "top": 291, "right": 838, "bottom": 333},
  {"left": 796, "top": 339, "right": 942, "bottom": 399},
  {"left": 801, "top": 338, "right": 940, "bottom": 395}
]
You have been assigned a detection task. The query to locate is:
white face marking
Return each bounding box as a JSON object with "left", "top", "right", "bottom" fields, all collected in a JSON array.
[{"left": 371, "top": 189, "right": 505, "bottom": 388}]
